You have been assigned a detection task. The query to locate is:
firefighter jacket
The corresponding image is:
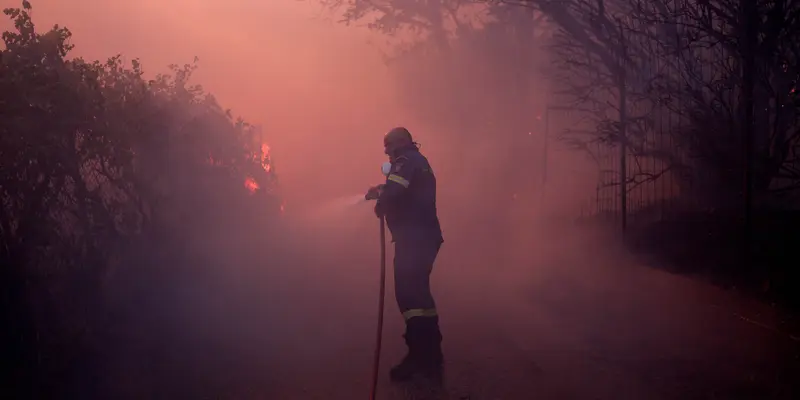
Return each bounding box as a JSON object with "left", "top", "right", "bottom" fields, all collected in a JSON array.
[{"left": 376, "top": 145, "right": 443, "bottom": 243}]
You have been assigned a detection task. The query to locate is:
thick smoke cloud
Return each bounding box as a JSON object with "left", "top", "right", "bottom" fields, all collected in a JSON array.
[{"left": 3, "top": 1, "right": 798, "bottom": 399}]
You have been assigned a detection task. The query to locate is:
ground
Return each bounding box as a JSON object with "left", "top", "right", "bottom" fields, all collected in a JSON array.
[
  {"left": 225, "top": 212, "right": 800, "bottom": 400},
  {"left": 106, "top": 209, "right": 800, "bottom": 399}
]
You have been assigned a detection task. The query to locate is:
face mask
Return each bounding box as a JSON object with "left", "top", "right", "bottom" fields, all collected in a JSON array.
[{"left": 381, "top": 161, "right": 392, "bottom": 176}]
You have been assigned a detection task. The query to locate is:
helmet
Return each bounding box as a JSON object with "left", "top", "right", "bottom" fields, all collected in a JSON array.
[
  {"left": 384, "top": 127, "right": 413, "bottom": 157},
  {"left": 384, "top": 127, "right": 413, "bottom": 147}
]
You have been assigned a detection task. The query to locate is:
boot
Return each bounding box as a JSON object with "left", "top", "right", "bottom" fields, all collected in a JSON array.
[{"left": 389, "top": 316, "right": 443, "bottom": 383}]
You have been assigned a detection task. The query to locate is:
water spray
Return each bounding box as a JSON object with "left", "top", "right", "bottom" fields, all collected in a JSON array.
[
  {"left": 332, "top": 194, "right": 372, "bottom": 208},
  {"left": 314, "top": 162, "right": 390, "bottom": 215}
]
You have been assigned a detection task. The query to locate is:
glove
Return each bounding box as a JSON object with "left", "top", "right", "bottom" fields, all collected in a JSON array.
[{"left": 364, "top": 184, "right": 385, "bottom": 201}]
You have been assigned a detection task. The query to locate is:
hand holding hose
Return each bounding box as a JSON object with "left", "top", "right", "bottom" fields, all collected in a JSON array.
[
  {"left": 365, "top": 184, "right": 385, "bottom": 201},
  {"left": 365, "top": 162, "right": 392, "bottom": 220},
  {"left": 365, "top": 184, "right": 386, "bottom": 219}
]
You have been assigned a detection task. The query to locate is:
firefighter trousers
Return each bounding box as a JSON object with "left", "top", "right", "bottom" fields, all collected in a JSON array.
[{"left": 393, "top": 238, "right": 442, "bottom": 321}]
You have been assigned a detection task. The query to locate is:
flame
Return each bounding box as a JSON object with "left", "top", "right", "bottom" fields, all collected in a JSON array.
[
  {"left": 244, "top": 177, "right": 260, "bottom": 193},
  {"left": 260, "top": 143, "right": 271, "bottom": 172},
  {"left": 243, "top": 142, "right": 274, "bottom": 194}
]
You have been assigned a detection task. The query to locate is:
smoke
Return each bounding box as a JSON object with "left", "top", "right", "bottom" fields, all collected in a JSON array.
[
  {"left": 313, "top": 193, "right": 371, "bottom": 215},
  {"left": 13, "top": 1, "right": 798, "bottom": 399}
]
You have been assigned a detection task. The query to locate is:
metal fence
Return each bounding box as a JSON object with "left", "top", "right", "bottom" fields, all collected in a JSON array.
[
  {"left": 543, "top": 108, "right": 685, "bottom": 230},
  {"left": 541, "top": 12, "right": 720, "bottom": 231}
]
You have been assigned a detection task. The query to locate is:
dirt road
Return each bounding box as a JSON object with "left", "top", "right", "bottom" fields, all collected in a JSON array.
[
  {"left": 230, "top": 216, "right": 800, "bottom": 400},
  {"left": 110, "top": 211, "right": 799, "bottom": 400}
]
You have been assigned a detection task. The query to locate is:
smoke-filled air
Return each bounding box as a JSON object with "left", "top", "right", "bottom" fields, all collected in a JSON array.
[{"left": 2, "top": 1, "right": 799, "bottom": 399}]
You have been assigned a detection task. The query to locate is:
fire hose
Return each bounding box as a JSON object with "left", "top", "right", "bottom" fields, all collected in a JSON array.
[
  {"left": 368, "top": 161, "right": 392, "bottom": 400},
  {"left": 369, "top": 215, "right": 387, "bottom": 400}
]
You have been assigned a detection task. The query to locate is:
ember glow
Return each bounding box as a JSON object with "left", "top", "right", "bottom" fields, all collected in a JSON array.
[{"left": 244, "top": 177, "right": 260, "bottom": 193}]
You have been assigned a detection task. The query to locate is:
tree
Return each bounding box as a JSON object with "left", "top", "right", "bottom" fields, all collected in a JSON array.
[
  {"left": 500, "top": 0, "right": 799, "bottom": 210},
  {"left": 0, "top": 2, "right": 280, "bottom": 397},
  {"left": 322, "top": 0, "right": 474, "bottom": 52}
]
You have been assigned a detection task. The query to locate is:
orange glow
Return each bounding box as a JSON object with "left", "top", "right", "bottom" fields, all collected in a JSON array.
[
  {"left": 244, "top": 177, "right": 260, "bottom": 193},
  {"left": 242, "top": 142, "right": 272, "bottom": 194},
  {"left": 260, "top": 143, "right": 271, "bottom": 172}
]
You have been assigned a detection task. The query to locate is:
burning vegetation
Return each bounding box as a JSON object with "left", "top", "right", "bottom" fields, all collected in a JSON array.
[{"left": 244, "top": 142, "right": 275, "bottom": 194}]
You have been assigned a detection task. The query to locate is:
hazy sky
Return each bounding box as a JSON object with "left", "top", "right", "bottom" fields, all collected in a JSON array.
[{"left": 2, "top": 0, "right": 406, "bottom": 205}]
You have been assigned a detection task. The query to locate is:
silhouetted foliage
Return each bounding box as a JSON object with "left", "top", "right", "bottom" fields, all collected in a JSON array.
[
  {"left": 502, "top": 0, "right": 800, "bottom": 306},
  {"left": 0, "top": 2, "right": 281, "bottom": 397},
  {"left": 524, "top": 0, "right": 800, "bottom": 206}
]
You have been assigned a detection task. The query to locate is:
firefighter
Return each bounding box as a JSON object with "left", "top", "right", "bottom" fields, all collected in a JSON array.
[{"left": 365, "top": 127, "right": 444, "bottom": 383}]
